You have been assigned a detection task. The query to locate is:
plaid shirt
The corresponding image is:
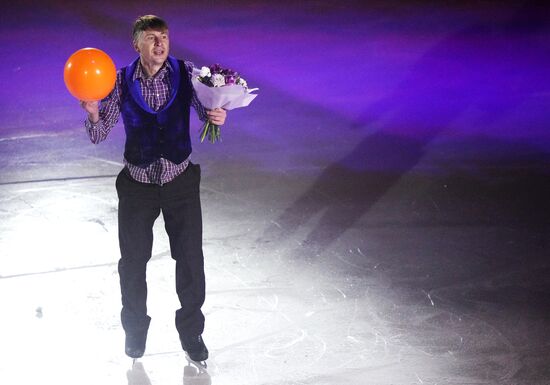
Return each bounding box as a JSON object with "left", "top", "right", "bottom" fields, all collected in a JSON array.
[{"left": 85, "top": 60, "right": 207, "bottom": 185}]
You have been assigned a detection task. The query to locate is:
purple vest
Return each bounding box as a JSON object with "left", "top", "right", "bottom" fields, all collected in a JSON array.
[{"left": 120, "top": 56, "right": 193, "bottom": 168}]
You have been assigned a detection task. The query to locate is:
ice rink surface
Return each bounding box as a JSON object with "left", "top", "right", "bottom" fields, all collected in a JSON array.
[{"left": 1, "top": 1, "right": 549, "bottom": 384}]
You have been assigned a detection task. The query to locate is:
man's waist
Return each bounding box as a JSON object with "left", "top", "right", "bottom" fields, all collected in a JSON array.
[{"left": 123, "top": 157, "right": 190, "bottom": 186}]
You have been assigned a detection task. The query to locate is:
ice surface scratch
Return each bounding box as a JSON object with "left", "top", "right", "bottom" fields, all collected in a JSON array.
[
  {"left": 347, "top": 336, "right": 360, "bottom": 343},
  {"left": 207, "top": 286, "right": 290, "bottom": 295},
  {"left": 312, "top": 333, "right": 327, "bottom": 363},
  {"left": 264, "top": 329, "right": 307, "bottom": 357},
  {"left": 81, "top": 156, "right": 124, "bottom": 167},
  {"left": 61, "top": 191, "right": 114, "bottom": 205},
  {"left": 259, "top": 294, "right": 279, "bottom": 311},
  {"left": 372, "top": 329, "right": 389, "bottom": 357},
  {"left": 270, "top": 220, "right": 281, "bottom": 228},
  {"left": 201, "top": 185, "right": 253, "bottom": 205},
  {"left": 337, "top": 251, "right": 369, "bottom": 271},
  {"left": 422, "top": 290, "right": 435, "bottom": 307},
  {"left": 220, "top": 267, "right": 252, "bottom": 289},
  {"left": 346, "top": 298, "right": 359, "bottom": 341},
  {"left": 0, "top": 133, "right": 62, "bottom": 142},
  {"left": 333, "top": 285, "right": 347, "bottom": 298}
]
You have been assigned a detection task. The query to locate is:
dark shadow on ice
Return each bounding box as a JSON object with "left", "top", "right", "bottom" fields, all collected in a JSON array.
[
  {"left": 183, "top": 362, "right": 212, "bottom": 385},
  {"left": 258, "top": 133, "right": 433, "bottom": 255},
  {"left": 127, "top": 362, "right": 152, "bottom": 385},
  {"left": 125, "top": 361, "right": 212, "bottom": 385},
  {"left": 258, "top": 4, "right": 550, "bottom": 257}
]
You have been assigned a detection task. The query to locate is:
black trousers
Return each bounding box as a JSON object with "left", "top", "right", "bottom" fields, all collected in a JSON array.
[{"left": 115, "top": 163, "right": 205, "bottom": 339}]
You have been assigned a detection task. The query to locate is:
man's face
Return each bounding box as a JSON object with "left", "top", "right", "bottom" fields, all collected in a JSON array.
[{"left": 134, "top": 28, "right": 170, "bottom": 68}]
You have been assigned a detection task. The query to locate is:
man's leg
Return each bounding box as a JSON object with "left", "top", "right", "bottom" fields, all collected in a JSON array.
[
  {"left": 116, "top": 169, "right": 160, "bottom": 357},
  {"left": 160, "top": 163, "right": 207, "bottom": 360}
]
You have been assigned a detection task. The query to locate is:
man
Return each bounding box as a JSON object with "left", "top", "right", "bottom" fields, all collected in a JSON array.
[{"left": 81, "top": 15, "right": 226, "bottom": 362}]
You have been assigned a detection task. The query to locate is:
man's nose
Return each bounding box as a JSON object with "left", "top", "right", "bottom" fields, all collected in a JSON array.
[{"left": 154, "top": 37, "right": 162, "bottom": 45}]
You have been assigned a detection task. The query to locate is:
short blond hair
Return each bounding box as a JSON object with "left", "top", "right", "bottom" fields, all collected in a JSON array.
[{"left": 132, "top": 15, "right": 168, "bottom": 42}]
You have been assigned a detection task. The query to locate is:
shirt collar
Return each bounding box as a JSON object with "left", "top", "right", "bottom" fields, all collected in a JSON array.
[{"left": 133, "top": 60, "right": 173, "bottom": 81}]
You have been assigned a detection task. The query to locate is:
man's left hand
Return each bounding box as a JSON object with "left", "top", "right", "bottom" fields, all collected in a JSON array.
[{"left": 207, "top": 108, "right": 227, "bottom": 126}]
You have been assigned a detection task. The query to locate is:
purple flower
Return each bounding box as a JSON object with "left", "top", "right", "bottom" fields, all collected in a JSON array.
[
  {"left": 222, "top": 68, "right": 238, "bottom": 77},
  {"left": 201, "top": 64, "right": 245, "bottom": 87},
  {"left": 209, "top": 63, "right": 223, "bottom": 74}
]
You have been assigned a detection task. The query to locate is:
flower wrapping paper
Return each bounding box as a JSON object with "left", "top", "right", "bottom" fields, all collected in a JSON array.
[{"left": 191, "top": 76, "right": 258, "bottom": 111}]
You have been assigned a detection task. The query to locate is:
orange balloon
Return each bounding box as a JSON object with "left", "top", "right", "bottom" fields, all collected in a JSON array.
[{"left": 64, "top": 48, "right": 116, "bottom": 101}]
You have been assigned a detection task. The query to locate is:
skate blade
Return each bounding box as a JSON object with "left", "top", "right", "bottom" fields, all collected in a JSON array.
[{"left": 185, "top": 353, "right": 208, "bottom": 371}]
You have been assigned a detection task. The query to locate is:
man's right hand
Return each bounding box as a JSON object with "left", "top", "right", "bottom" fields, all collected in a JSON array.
[{"left": 80, "top": 100, "right": 100, "bottom": 123}]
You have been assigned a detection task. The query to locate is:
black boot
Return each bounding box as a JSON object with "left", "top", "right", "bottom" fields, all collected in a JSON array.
[
  {"left": 125, "top": 329, "right": 148, "bottom": 358},
  {"left": 180, "top": 335, "right": 209, "bottom": 362}
]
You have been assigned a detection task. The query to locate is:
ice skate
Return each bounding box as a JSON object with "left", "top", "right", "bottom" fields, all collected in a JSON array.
[
  {"left": 125, "top": 329, "right": 148, "bottom": 359},
  {"left": 181, "top": 335, "right": 208, "bottom": 369},
  {"left": 185, "top": 353, "right": 208, "bottom": 371}
]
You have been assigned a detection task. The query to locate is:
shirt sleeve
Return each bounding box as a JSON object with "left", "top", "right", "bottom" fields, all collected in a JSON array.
[
  {"left": 84, "top": 71, "right": 123, "bottom": 144},
  {"left": 185, "top": 61, "right": 208, "bottom": 122}
]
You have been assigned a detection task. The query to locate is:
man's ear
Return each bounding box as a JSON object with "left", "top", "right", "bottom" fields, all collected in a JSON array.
[{"left": 133, "top": 41, "right": 139, "bottom": 53}]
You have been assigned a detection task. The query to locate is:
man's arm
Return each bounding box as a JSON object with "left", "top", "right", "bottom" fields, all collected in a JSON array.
[{"left": 81, "top": 71, "right": 123, "bottom": 144}]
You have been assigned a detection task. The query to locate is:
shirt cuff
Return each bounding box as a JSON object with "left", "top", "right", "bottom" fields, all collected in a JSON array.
[
  {"left": 84, "top": 117, "right": 105, "bottom": 143},
  {"left": 85, "top": 117, "right": 96, "bottom": 128}
]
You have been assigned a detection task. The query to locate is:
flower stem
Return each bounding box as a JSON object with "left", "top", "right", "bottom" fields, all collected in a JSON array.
[
  {"left": 200, "top": 120, "right": 222, "bottom": 143},
  {"left": 200, "top": 121, "right": 210, "bottom": 143}
]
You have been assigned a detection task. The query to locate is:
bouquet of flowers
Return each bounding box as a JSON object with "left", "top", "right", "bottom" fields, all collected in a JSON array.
[{"left": 192, "top": 64, "right": 258, "bottom": 143}]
